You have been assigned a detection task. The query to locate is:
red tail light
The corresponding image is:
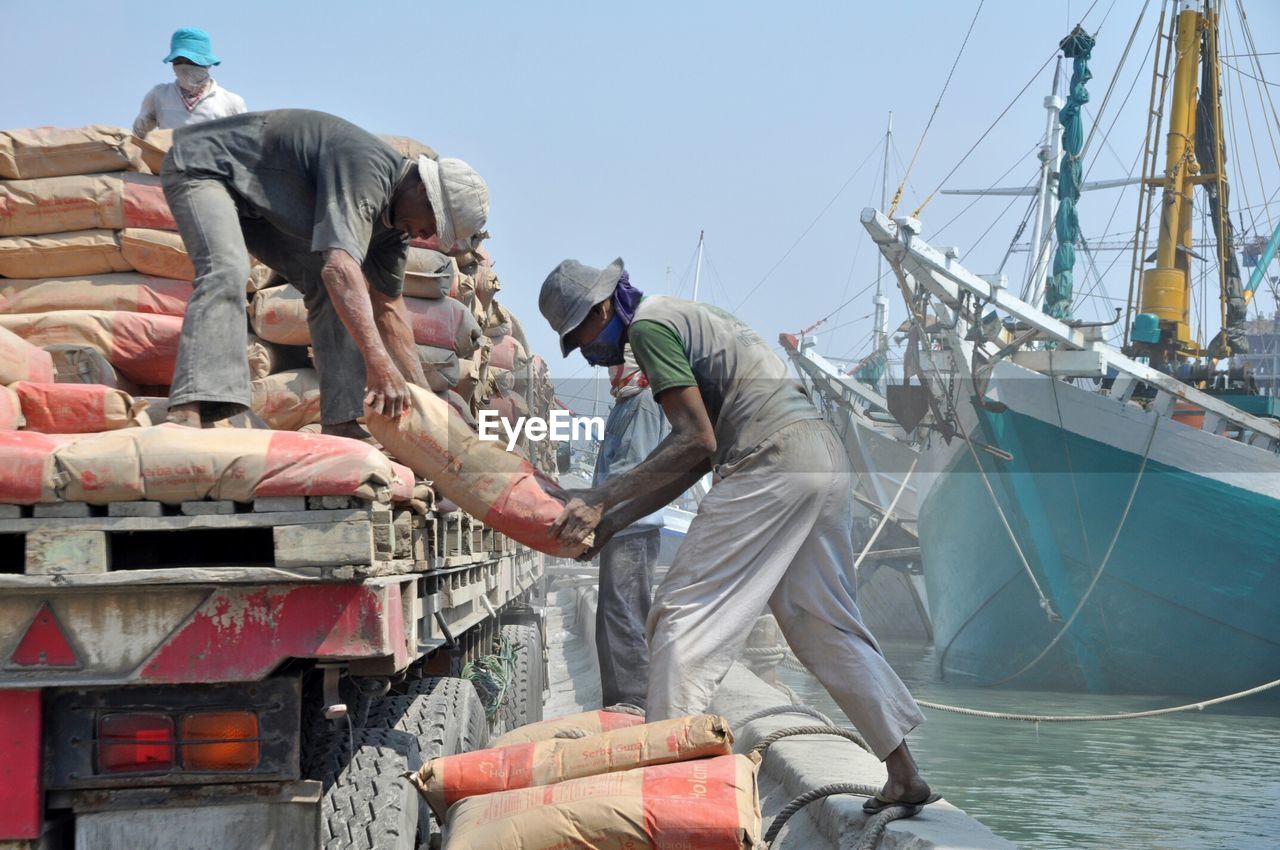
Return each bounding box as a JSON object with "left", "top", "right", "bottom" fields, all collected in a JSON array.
[{"left": 98, "top": 713, "right": 174, "bottom": 773}]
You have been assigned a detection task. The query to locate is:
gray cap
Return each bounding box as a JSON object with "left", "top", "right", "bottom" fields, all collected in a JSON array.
[
  {"left": 538, "top": 257, "right": 624, "bottom": 356},
  {"left": 417, "top": 155, "right": 489, "bottom": 253}
]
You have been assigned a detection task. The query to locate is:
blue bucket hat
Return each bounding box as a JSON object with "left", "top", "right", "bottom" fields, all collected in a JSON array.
[{"left": 163, "top": 28, "right": 221, "bottom": 66}]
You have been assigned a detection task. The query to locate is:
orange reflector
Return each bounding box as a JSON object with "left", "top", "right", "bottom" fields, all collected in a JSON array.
[
  {"left": 179, "top": 711, "right": 260, "bottom": 771},
  {"left": 99, "top": 713, "right": 174, "bottom": 773}
]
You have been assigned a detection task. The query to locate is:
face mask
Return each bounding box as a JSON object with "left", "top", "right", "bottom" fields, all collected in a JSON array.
[
  {"left": 173, "top": 64, "right": 211, "bottom": 91},
  {"left": 580, "top": 312, "right": 626, "bottom": 367}
]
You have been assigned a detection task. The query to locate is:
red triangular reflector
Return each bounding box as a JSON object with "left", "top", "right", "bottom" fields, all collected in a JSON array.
[{"left": 10, "top": 603, "right": 78, "bottom": 667}]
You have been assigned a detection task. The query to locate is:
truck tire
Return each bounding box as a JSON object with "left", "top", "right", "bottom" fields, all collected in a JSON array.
[
  {"left": 320, "top": 728, "right": 420, "bottom": 850},
  {"left": 365, "top": 678, "right": 489, "bottom": 846},
  {"left": 497, "top": 623, "right": 544, "bottom": 733}
]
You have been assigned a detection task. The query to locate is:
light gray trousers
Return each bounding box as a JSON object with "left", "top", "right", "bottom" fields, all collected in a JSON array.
[
  {"left": 645, "top": 419, "right": 925, "bottom": 760},
  {"left": 162, "top": 167, "right": 367, "bottom": 424}
]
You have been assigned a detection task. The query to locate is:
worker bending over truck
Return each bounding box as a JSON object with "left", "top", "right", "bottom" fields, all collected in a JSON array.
[{"left": 160, "top": 109, "right": 488, "bottom": 436}]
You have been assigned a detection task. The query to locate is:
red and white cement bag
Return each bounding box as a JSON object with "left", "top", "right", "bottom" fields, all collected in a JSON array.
[
  {"left": 120, "top": 228, "right": 194, "bottom": 279},
  {"left": 0, "top": 310, "right": 182, "bottom": 386},
  {"left": 11, "top": 382, "right": 147, "bottom": 434},
  {"left": 440, "top": 754, "right": 762, "bottom": 850},
  {"left": 0, "top": 385, "right": 23, "bottom": 430},
  {"left": 403, "top": 247, "right": 455, "bottom": 300},
  {"left": 0, "top": 273, "right": 190, "bottom": 317},
  {"left": 246, "top": 334, "right": 309, "bottom": 381},
  {"left": 489, "top": 334, "right": 528, "bottom": 373},
  {"left": 251, "top": 368, "right": 322, "bottom": 431},
  {"left": 55, "top": 426, "right": 412, "bottom": 504},
  {"left": 366, "top": 384, "right": 586, "bottom": 557},
  {"left": 0, "top": 431, "right": 71, "bottom": 503},
  {"left": 0, "top": 229, "right": 132, "bottom": 278},
  {"left": 250, "top": 285, "right": 310, "bottom": 346},
  {"left": 0, "top": 126, "right": 144, "bottom": 179},
  {"left": 404, "top": 296, "right": 482, "bottom": 357},
  {"left": 492, "top": 710, "right": 649, "bottom": 747},
  {"left": 0, "top": 325, "right": 55, "bottom": 384},
  {"left": 413, "top": 715, "right": 735, "bottom": 821},
  {"left": 0, "top": 172, "right": 174, "bottom": 236}
]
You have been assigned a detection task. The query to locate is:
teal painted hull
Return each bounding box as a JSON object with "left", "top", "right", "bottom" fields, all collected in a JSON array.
[{"left": 920, "top": 406, "right": 1280, "bottom": 697}]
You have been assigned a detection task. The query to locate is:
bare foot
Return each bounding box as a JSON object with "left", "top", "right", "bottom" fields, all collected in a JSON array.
[{"left": 166, "top": 402, "right": 202, "bottom": 428}]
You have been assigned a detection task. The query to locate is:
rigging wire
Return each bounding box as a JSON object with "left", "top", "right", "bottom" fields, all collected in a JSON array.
[
  {"left": 933, "top": 144, "right": 1040, "bottom": 240},
  {"left": 1079, "top": 0, "right": 1153, "bottom": 166},
  {"left": 731, "top": 139, "right": 884, "bottom": 313},
  {"left": 887, "top": 0, "right": 987, "bottom": 217}
]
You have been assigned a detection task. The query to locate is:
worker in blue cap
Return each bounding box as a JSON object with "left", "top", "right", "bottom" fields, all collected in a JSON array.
[{"left": 132, "top": 27, "right": 246, "bottom": 137}]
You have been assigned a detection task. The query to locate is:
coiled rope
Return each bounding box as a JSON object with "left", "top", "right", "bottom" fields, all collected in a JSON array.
[
  {"left": 764, "top": 783, "right": 918, "bottom": 849},
  {"left": 749, "top": 725, "right": 871, "bottom": 757}
]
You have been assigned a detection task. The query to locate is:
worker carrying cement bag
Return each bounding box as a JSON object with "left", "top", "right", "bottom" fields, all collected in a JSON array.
[
  {"left": 365, "top": 384, "right": 588, "bottom": 557},
  {"left": 131, "top": 28, "right": 246, "bottom": 137},
  {"left": 491, "top": 709, "right": 647, "bottom": 747},
  {"left": 538, "top": 257, "right": 938, "bottom": 817},
  {"left": 440, "top": 753, "right": 761, "bottom": 850},
  {"left": 412, "top": 714, "right": 734, "bottom": 821},
  {"left": 158, "top": 109, "right": 487, "bottom": 442}
]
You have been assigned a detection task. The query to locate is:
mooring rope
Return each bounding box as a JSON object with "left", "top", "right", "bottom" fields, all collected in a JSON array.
[
  {"left": 750, "top": 724, "right": 872, "bottom": 757},
  {"left": 764, "top": 783, "right": 918, "bottom": 849}
]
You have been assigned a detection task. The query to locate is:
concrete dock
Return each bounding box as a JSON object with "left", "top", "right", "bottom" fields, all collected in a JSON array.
[{"left": 541, "top": 581, "right": 1016, "bottom": 849}]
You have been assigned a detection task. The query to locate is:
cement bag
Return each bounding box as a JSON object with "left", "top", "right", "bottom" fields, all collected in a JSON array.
[
  {"left": 0, "top": 172, "right": 174, "bottom": 236},
  {"left": 250, "top": 285, "right": 310, "bottom": 345},
  {"left": 45, "top": 344, "right": 129, "bottom": 389},
  {"left": 482, "top": 390, "right": 529, "bottom": 432},
  {"left": 11, "top": 382, "right": 146, "bottom": 434},
  {"left": 438, "top": 389, "right": 477, "bottom": 428},
  {"left": 403, "top": 247, "right": 454, "bottom": 299},
  {"left": 366, "top": 384, "right": 587, "bottom": 557},
  {"left": 0, "top": 431, "right": 69, "bottom": 503},
  {"left": 0, "top": 273, "right": 190, "bottom": 317},
  {"left": 418, "top": 344, "right": 460, "bottom": 392},
  {"left": 0, "top": 310, "right": 181, "bottom": 386},
  {"left": 492, "top": 710, "right": 648, "bottom": 748},
  {"left": 0, "top": 385, "right": 23, "bottom": 430},
  {"left": 473, "top": 264, "right": 500, "bottom": 310},
  {"left": 456, "top": 341, "right": 491, "bottom": 406},
  {"left": 0, "top": 126, "right": 143, "bottom": 179},
  {"left": 0, "top": 230, "right": 131, "bottom": 278},
  {"left": 378, "top": 134, "right": 438, "bottom": 161},
  {"left": 251, "top": 368, "right": 321, "bottom": 431},
  {"left": 405, "top": 296, "right": 481, "bottom": 357},
  {"left": 489, "top": 334, "right": 528, "bottom": 373},
  {"left": 481, "top": 301, "right": 513, "bottom": 338},
  {"left": 120, "top": 174, "right": 175, "bottom": 230},
  {"left": 440, "top": 754, "right": 761, "bottom": 850},
  {"left": 414, "top": 715, "right": 734, "bottom": 821},
  {"left": 120, "top": 228, "right": 194, "bottom": 279},
  {"left": 56, "top": 425, "right": 411, "bottom": 504},
  {"left": 132, "top": 129, "right": 173, "bottom": 175},
  {"left": 246, "top": 334, "right": 309, "bottom": 380},
  {"left": 0, "top": 325, "right": 54, "bottom": 384}
]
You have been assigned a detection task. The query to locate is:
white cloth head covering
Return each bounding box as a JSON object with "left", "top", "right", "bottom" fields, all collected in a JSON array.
[{"left": 417, "top": 155, "right": 489, "bottom": 253}]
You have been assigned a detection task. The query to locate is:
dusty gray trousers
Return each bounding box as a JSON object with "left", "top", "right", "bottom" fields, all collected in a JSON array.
[
  {"left": 162, "top": 168, "right": 367, "bottom": 424},
  {"left": 645, "top": 419, "right": 925, "bottom": 760},
  {"left": 597, "top": 528, "right": 659, "bottom": 709}
]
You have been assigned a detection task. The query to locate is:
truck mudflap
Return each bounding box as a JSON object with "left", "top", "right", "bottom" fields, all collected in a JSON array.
[
  {"left": 0, "top": 689, "right": 41, "bottom": 840},
  {"left": 0, "top": 578, "right": 414, "bottom": 688}
]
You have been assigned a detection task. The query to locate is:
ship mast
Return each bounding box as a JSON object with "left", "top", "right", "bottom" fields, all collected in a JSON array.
[
  {"left": 873, "top": 113, "right": 892, "bottom": 359},
  {"left": 1134, "top": 0, "right": 1225, "bottom": 362}
]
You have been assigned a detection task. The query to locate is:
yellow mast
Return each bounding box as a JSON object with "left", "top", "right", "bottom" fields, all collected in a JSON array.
[{"left": 1139, "top": 1, "right": 1205, "bottom": 358}]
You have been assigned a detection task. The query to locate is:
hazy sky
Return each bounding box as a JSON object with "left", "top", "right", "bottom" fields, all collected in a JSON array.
[{"left": 8, "top": 0, "right": 1280, "bottom": 413}]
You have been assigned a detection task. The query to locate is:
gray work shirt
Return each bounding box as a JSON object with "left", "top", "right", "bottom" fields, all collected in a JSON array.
[
  {"left": 167, "top": 109, "right": 411, "bottom": 296},
  {"left": 628, "top": 296, "right": 820, "bottom": 470},
  {"left": 593, "top": 388, "right": 669, "bottom": 536}
]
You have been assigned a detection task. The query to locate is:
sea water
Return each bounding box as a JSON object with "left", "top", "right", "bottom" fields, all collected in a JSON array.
[{"left": 780, "top": 639, "right": 1280, "bottom": 850}]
